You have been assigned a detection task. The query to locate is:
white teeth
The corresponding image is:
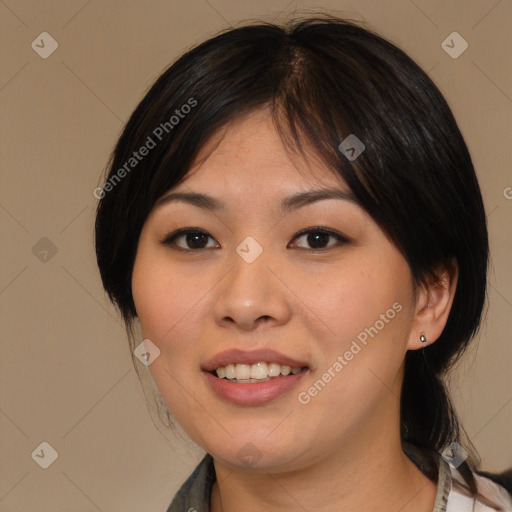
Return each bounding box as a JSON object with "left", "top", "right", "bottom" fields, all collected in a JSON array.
[
  {"left": 235, "top": 364, "right": 251, "bottom": 380},
  {"left": 224, "top": 364, "right": 236, "bottom": 379},
  {"left": 268, "top": 362, "right": 281, "bottom": 377},
  {"left": 250, "top": 362, "right": 268, "bottom": 379},
  {"left": 214, "top": 361, "right": 304, "bottom": 381}
]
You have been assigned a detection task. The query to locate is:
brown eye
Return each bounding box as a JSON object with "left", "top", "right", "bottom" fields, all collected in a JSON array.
[
  {"left": 161, "top": 228, "right": 219, "bottom": 251},
  {"left": 289, "top": 227, "right": 349, "bottom": 251}
]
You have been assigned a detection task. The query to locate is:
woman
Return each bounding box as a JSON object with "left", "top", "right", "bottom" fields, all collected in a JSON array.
[{"left": 94, "top": 16, "right": 512, "bottom": 512}]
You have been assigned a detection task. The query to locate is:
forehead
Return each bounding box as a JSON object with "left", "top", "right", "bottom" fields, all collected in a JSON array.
[{"left": 178, "top": 108, "right": 346, "bottom": 195}]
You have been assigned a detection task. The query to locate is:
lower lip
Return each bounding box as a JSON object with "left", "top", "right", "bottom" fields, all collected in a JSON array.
[{"left": 204, "top": 370, "right": 308, "bottom": 406}]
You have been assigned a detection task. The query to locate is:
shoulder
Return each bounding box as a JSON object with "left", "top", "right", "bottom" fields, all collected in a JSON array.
[
  {"left": 476, "top": 469, "right": 512, "bottom": 497},
  {"left": 166, "top": 453, "right": 216, "bottom": 512},
  {"left": 447, "top": 465, "right": 512, "bottom": 512},
  {"left": 402, "top": 442, "right": 512, "bottom": 512}
]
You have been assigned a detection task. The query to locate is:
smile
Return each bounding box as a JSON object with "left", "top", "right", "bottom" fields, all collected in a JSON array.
[{"left": 213, "top": 362, "right": 304, "bottom": 382}]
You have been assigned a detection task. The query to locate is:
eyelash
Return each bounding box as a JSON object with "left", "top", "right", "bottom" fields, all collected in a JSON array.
[{"left": 160, "top": 227, "right": 350, "bottom": 252}]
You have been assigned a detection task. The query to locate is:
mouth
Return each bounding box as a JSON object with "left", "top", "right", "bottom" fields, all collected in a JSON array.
[
  {"left": 202, "top": 348, "right": 310, "bottom": 405},
  {"left": 211, "top": 362, "right": 308, "bottom": 383}
]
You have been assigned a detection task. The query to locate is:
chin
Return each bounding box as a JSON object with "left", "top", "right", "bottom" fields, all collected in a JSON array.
[{"left": 203, "top": 431, "right": 312, "bottom": 472}]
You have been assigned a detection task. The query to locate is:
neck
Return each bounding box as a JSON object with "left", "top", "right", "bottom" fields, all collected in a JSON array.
[{"left": 210, "top": 406, "right": 437, "bottom": 512}]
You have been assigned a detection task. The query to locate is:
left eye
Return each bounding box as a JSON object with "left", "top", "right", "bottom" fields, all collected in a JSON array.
[{"left": 288, "top": 227, "right": 349, "bottom": 250}]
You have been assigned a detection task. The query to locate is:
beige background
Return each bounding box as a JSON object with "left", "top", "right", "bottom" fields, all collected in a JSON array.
[{"left": 0, "top": 0, "right": 511, "bottom": 510}]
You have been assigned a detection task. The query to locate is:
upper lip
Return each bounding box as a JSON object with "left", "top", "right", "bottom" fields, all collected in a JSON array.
[{"left": 202, "top": 348, "right": 309, "bottom": 372}]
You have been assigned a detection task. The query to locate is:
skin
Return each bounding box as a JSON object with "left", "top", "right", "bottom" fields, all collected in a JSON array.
[{"left": 131, "top": 108, "right": 458, "bottom": 512}]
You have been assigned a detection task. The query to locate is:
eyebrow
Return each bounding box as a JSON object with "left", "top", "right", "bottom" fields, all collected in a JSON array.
[{"left": 153, "top": 188, "right": 359, "bottom": 214}]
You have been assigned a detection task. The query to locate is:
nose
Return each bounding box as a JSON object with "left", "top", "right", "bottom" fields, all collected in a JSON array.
[{"left": 212, "top": 244, "right": 292, "bottom": 332}]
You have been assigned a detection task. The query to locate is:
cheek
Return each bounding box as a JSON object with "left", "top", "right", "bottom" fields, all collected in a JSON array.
[
  {"left": 132, "top": 251, "right": 212, "bottom": 436},
  {"left": 132, "top": 244, "right": 204, "bottom": 341},
  {"left": 291, "top": 252, "right": 413, "bottom": 347},
  {"left": 299, "top": 253, "right": 415, "bottom": 398}
]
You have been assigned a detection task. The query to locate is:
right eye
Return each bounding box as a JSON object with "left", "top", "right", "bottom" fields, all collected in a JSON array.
[{"left": 160, "top": 228, "right": 220, "bottom": 251}]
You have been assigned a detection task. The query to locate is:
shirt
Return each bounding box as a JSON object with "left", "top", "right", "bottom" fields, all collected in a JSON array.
[{"left": 166, "top": 446, "right": 512, "bottom": 512}]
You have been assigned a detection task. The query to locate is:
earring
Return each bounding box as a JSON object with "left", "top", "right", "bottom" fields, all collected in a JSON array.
[{"left": 420, "top": 333, "right": 427, "bottom": 344}]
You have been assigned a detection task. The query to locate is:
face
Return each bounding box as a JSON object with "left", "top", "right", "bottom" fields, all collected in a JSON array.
[{"left": 132, "top": 108, "right": 419, "bottom": 472}]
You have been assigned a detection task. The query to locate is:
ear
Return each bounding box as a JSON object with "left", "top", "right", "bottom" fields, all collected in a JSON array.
[{"left": 407, "top": 259, "right": 459, "bottom": 351}]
